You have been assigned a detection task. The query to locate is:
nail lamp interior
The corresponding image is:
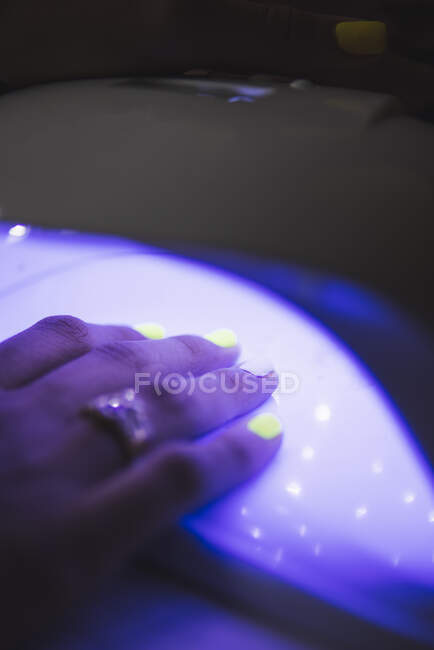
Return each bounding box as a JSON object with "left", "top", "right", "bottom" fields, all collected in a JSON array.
[{"left": 1, "top": 226, "right": 432, "bottom": 647}]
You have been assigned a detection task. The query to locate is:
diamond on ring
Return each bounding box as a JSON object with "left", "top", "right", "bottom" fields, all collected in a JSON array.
[{"left": 83, "top": 388, "right": 151, "bottom": 460}]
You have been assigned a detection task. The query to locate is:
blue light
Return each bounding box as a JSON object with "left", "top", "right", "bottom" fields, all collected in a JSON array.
[
  {"left": 0, "top": 224, "right": 432, "bottom": 644},
  {"left": 227, "top": 96, "right": 255, "bottom": 104}
]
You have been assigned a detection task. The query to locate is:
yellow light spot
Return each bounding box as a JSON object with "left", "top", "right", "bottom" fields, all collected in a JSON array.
[
  {"left": 134, "top": 322, "right": 165, "bottom": 340},
  {"left": 205, "top": 328, "right": 237, "bottom": 348},
  {"left": 336, "top": 21, "right": 387, "bottom": 56},
  {"left": 247, "top": 413, "right": 282, "bottom": 440}
]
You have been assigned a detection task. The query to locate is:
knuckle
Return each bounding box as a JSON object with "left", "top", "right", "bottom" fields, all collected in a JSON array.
[
  {"left": 94, "top": 341, "right": 141, "bottom": 370},
  {"left": 115, "top": 325, "right": 143, "bottom": 341},
  {"left": 159, "top": 446, "right": 203, "bottom": 501},
  {"left": 176, "top": 335, "right": 204, "bottom": 360},
  {"left": 37, "top": 315, "right": 89, "bottom": 348}
]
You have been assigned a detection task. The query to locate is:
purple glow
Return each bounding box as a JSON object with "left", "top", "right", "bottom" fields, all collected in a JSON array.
[
  {"left": 227, "top": 96, "right": 255, "bottom": 104},
  {"left": 0, "top": 224, "right": 432, "bottom": 642}
]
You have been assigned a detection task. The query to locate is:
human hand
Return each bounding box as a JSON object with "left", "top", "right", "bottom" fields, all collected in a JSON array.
[{"left": 0, "top": 316, "right": 281, "bottom": 647}]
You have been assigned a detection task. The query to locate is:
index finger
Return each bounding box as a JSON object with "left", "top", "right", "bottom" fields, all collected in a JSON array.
[{"left": 32, "top": 331, "right": 240, "bottom": 408}]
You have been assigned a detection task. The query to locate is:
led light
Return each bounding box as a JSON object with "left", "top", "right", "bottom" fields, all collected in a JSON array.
[
  {"left": 298, "top": 524, "right": 307, "bottom": 537},
  {"left": 403, "top": 491, "right": 415, "bottom": 504},
  {"left": 355, "top": 506, "right": 368, "bottom": 519},
  {"left": 227, "top": 96, "right": 255, "bottom": 103},
  {"left": 301, "top": 446, "right": 315, "bottom": 460},
  {"left": 314, "top": 404, "right": 331, "bottom": 422},
  {"left": 313, "top": 543, "right": 322, "bottom": 556},
  {"left": 7, "top": 224, "right": 29, "bottom": 240},
  {"left": 285, "top": 481, "right": 302, "bottom": 497},
  {"left": 251, "top": 527, "right": 262, "bottom": 540},
  {"left": 371, "top": 460, "right": 384, "bottom": 474}
]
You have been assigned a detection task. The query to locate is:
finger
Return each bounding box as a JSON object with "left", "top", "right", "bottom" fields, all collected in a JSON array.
[
  {"left": 0, "top": 315, "right": 144, "bottom": 389},
  {"left": 31, "top": 333, "right": 240, "bottom": 409},
  {"left": 142, "top": 368, "right": 279, "bottom": 444},
  {"left": 70, "top": 412, "right": 283, "bottom": 569},
  {"left": 60, "top": 369, "right": 278, "bottom": 486}
]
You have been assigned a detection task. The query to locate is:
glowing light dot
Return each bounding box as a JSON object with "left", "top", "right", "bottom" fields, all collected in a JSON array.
[
  {"left": 227, "top": 95, "right": 255, "bottom": 103},
  {"left": 8, "top": 224, "right": 28, "bottom": 238},
  {"left": 314, "top": 404, "right": 331, "bottom": 422},
  {"left": 241, "top": 507, "right": 248, "bottom": 517},
  {"left": 286, "top": 481, "right": 302, "bottom": 497},
  {"left": 392, "top": 554, "right": 400, "bottom": 567},
  {"left": 403, "top": 492, "right": 415, "bottom": 504},
  {"left": 108, "top": 397, "right": 120, "bottom": 408},
  {"left": 428, "top": 510, "right": 434, "bottom": 524},
  {"left": 301, "top": 446, "right": 315, "bottom": 460},
  {"left": 298, "top": 524, "right": 307, "bottom": 537},
  {"left": 371, "top": 460, "right": 383, "bottom": 474},
  {"left": 355, "top": 506, "right": 368, "bottom": 519},
  {"left": 251, "top": 527, "right": 262, "bottom": 540},
  {"left": 124, "top": 388, "right": 135, "bottom": 402},
  {"left": 274, "top": 548, "right": 283, "bottom": 564},
  {"left": 313, "top": 543, "right": 321, "bottom": 556}
]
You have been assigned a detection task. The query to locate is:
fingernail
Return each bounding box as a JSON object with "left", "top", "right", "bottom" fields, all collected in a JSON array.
[
  {"left": 247, "top": 413, "right": 283, "bottom": 440},
  {"left": 239, "top": 357, "right": 275, "bottom": 377},
  {"left": 205, "top": 328, "right": 238, "bottom": 348},
  {"left": 335, "top": 21, "right": 387, "bottom": 56},
  {"left": 134, "top": 322, "right": 165, "bottom": 340}
]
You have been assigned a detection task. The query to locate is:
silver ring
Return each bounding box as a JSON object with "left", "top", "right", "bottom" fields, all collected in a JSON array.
[{"left": 83, "top": 388, "right": 151, "bottom": 460}]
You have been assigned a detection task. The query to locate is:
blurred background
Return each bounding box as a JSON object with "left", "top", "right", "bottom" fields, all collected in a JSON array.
[{"left": 1, "top": 74, "right": 433, "bottom": 327}]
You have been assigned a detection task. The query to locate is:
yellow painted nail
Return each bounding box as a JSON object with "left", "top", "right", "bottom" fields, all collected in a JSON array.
[
  {"left": 134, "top": 322, "right": 165, "bottom": 340},
  {"left": 335, "top": 21, "right": 387, "bottom": 56},
  {"left": 247, "top": 413, "right": 282, "bottom": 440},
  {"left": 205, "top": 328, "right": 238, "bottom": 348}
]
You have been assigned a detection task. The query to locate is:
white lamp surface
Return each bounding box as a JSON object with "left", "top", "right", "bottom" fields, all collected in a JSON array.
[{"left": 0, "top": 225, "right": 432, "bottom": 644}]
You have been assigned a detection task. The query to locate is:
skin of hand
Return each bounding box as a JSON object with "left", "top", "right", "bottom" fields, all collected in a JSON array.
[
  {"left": 0, "top": 315, "right": 282, "bottom": 647},
  {"left": 0, "top": 1, "right": 433, "bottom": 112}
]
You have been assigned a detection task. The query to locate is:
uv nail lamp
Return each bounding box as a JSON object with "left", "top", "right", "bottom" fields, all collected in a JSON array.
[{"left": 0, "top": 225, "right": 433, "bottom": 649}]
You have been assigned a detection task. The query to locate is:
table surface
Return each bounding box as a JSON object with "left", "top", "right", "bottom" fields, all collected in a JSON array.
[{"left": 33, "top": 565, "right": 319, "bottom": 650}]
